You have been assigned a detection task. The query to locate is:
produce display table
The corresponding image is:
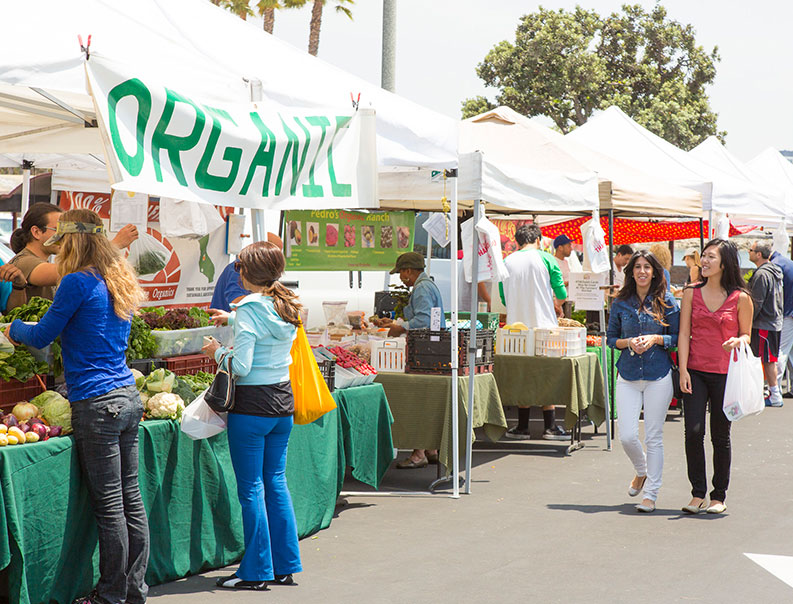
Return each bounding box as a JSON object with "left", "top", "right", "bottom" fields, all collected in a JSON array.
[
  {"left": 493, "top": 353, "right": 606, "bottom": 452},
  {"left": 374, "top": 372, "right": 507, "bottom": 475},
  {"left": 0, "top": 384, "right": 392, "bottom": 604}
]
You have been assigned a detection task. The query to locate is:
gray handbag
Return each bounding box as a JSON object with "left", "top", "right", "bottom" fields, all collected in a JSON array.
[{"left": 205, "top": 351, "right": 236, "bottom": 413}]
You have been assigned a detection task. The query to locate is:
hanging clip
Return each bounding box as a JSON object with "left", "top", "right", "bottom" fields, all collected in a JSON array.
[
  {"left": 350, "top": 92, "right": 361, "bottom": 110},
  {"left": 78, "top": 34, "right": 92, "bottom": 59}
]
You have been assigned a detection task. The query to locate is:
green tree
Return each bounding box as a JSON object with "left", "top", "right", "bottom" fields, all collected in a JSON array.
[{"left": 463, "top": 3, "right": 725, "bottom": 149}]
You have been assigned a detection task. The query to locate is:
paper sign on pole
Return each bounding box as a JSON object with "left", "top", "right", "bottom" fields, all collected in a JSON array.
[
  {"left": 85, "top": 56, "right": 378, "bottom": 211},
  {"left": 569, "top": 271, "right": 606, "bottom": 311},
  {"left": 110, "top": 190, "right": 148, "bottom": 232}
]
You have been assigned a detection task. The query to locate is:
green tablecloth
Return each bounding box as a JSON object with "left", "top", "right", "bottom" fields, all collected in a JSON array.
[
  {"left": 493, "top": 353, "right": 606, "bottom": 429},
  {"left": 374, "top": 372, "right": 507, "bottom": 474},
  {"left": 0, "top": 383, "right": 392, "bottom": 604}
]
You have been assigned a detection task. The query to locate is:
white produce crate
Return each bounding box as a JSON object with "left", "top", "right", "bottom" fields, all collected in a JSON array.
[
  {"left": 152, "top": 325, "right": 233, "bottom": 358},
  {"left": 496, "top": 328, "right": 535, "bottom": 356},
  {"left": 534, "top": 327, "right": 586, "bottom": 358},
  {"left": 370, "top": 338, "right": 406, "bottom": 373}
]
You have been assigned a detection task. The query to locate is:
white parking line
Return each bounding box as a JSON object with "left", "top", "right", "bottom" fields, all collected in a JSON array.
[{"left": 745, "top": 553, "right": 793, "bottom": 588}]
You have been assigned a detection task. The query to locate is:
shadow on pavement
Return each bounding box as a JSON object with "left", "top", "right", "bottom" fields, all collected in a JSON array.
[{"left": 547, "top": 502, "right": 731, "bottom": 519}]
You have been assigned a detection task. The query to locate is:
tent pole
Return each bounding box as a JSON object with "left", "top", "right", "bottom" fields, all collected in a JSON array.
[
  {"left": 607, "top": 209, "right": 615, "bottom": 436},
  {"left": 465, "top": 200, "right": 480, "bottom": 494},
  {"left": 21, "top": 160, "right": 32, "bottom": 216},
  {"left": 708, "top": 210, "right": 713, "bottom": 239},
  {"left": 699, "top": 218, "right": 705, "bottom": 251},
  {"left": 600, "top": 306, "right": 611, "bottom": 451},
  {"left": 425, "top": 215, "right": 432, "bottom": 275},
  {"left": 450, "top": 173, "right": 460, "bottom": 499}
]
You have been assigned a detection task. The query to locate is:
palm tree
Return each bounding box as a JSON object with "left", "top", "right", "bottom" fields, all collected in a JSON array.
[
  {"left": 292, "top": 0, "right": 354, "bottom": 57},
  {"left": 257, "top": 0, "right": 282, "bottom": 33}
]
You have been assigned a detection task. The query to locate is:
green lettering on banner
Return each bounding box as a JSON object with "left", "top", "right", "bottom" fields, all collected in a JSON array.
[
  {"left": 107, "top": 78, "right": 152, "bottom": 176},
  {"left": 195, "top": 107, "right": 242, "bottom": 193},
  {"left": 303, "top": 116, "right": 329, "bottom": 198},
  {"left": 274, "top": 115, "right": 305, "bottom": 196},
  {"left": 151, "top": 89, "right": 206, "bottom": 185},
  {"left": 328, "top": 116, "right": 352, "bottom": 197},
  {"left": 292, "top": 117, "right": 313, "bottom": 193},
  {"left": 240, "top": 112, "right": 277, "bottom": 196}
]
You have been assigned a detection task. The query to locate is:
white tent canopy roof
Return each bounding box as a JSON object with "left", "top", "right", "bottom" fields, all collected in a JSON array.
[
  {"left": 0, "top": 0, "right": 456, "bottom": 170},
  {"left": 748, "top": 148, "right": 793, "bottom": 210},
  {"left": 690, "top": 137, "right": 793, "bottom": 225},
  {"left": 567, "top": 106, "right": 784, "bottom": 223}
]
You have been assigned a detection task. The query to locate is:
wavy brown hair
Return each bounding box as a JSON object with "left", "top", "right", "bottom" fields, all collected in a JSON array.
[
  {"left": 616, "top": 250, "right": 671, "bottom": 326},
  {"left": 238, "top": 241, "right": 302, "bottom": 326},
  {"left": 55, "top": 209, "right": 146, "bottom": 319}
]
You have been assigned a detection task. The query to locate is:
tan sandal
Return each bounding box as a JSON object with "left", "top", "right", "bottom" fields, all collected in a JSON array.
[
  {"left": 396, "top": 457, "right": 428, "bottom": 469},
  {"left": 628, "top": 475, "right": 647, "bottom": 497}
]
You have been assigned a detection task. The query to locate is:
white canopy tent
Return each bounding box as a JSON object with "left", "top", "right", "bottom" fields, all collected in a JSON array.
[
  {"left": 748, "top": 148, "right": 793, "bottom": 207},
  {"left": 567, "top": 106, "right": 785, "bottom": 227},
  {"left": 690, "top": 137, "right": 793, "bottom": 226}
]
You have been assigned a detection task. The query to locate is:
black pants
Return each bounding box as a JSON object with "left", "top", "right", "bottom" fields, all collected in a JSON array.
[{"left": 683, "top": 370, "right": 731, "bottom": 501}]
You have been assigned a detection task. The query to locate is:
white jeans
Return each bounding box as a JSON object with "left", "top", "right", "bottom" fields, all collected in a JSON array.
[
  {"left": 616, "top": 373, "right": 673, "bottom": 502},
  {"left": 776, "top": 316, "right": 793, "bottom": 383}
]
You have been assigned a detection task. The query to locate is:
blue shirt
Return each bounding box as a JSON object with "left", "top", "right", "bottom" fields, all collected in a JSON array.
[
  {"left": 607, "top": 292, "right": 680, "bottom": 381},
  {"left": 770, "top": 251, "right": 793, "bottom": 317},
  {"left": 663, "top": 268, "right": 672, "bottom": 293},
  {"left": 404, "top": 272, "right": 446, "bottom": 330},
  {"left": 210, "top": 261, "right": 250, "bottom": 312},
  {"left": 10, "top": 271, "right": 134, "bottom": 402},
  {"left": 215, "top": 294, "right": 297, "bottom": 386}
]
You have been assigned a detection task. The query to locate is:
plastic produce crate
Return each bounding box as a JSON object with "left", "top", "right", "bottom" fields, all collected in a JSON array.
[
  {"left": 318, "top": 358, "right": 335, "bottom": 392},
  {"left": 371, "top": 338, "right": 406, "bottom": 373},
  {"left": 406, "top": 329, "right": 495, "bottom": 375},
  {"left": 0, "top": 374, "right": 53, "bottom": 412},
  {"left": 151, "top": 325, "right": 232, "bottom": 358},
  {"left": 534, "top": 327, "right": 586, "bottom": 357},
  {"left": 127, "top": 358, "right": 165, "bottom": 376},
  {"left": 444, "top": 312, "right": 500, "bottom": 331},
  {"left": 164, "top": 354, "right": 218, "bottom": 376},
  {"left": 496, "top": 328, "right": 535, "bottom": 356}
]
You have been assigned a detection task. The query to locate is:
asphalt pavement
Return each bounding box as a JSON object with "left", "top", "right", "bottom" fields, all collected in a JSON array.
[{"left": 148, "top": 403, "right": 793, "bottom": 603}]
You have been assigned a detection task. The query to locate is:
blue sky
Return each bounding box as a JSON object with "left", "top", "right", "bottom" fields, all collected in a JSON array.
[{"left": 251, "top": 0, "right": 793, "bottom": 161}]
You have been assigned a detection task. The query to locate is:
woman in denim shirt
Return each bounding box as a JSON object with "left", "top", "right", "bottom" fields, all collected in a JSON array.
[{"left": 607, "top": 250, "right": 680, "bottom": 513}]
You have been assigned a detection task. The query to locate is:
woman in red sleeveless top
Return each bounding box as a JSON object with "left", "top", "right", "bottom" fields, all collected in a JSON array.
[{"left": 678, "top": 239, "right": 753, "bottom": 515}]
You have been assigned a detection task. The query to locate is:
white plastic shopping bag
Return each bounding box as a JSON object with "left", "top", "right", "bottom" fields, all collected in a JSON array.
[
  {"left": 580, "top": 215, "right": 610, "bottom": 274},
  {"left": 722, "top": 342, "right": 765, "bottom": 421},
  {"left": 180, "top": 389, "right": 227, "bottom": 439},
  {"left": 160, "top": 198, "right": 225, "bottom": 239},
  {"left": 461, "top": 213, "right": 509, "bottom": 284}
]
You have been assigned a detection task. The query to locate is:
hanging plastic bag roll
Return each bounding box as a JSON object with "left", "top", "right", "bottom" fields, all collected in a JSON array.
[
  {"left": 580, "top": 214, "right": 610, "bottom": 274},
  {"left": 722, "top": 341, "right": 765, "bottom": 421},
  {"left": 180, "top": 389, "right": 227, "bottom": 439},
  {"left": 128, "top": 232, "right": 171, "bottom": 279},
  {"left": 160, "top": 198, "right": 225, "bottom": 239}
]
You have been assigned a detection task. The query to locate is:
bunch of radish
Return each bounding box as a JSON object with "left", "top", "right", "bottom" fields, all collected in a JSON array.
[{"left": 328, "top": 346, "right": 377, "bottom": 376}]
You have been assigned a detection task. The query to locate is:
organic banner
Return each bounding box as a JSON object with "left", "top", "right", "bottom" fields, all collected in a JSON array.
[
  {"left": 85, "top": 57, "right": 378, "bottom": 211},
  {"left": 284, "top": 210, "right": 415, "bottom": 271},
  {"left": 59, "top": 191, "right": 230, "bottom": 307}
]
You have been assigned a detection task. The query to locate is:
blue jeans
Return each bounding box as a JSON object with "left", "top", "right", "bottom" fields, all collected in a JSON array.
[
  {"left": 71, "top": 385, "right": 149, "bottom": 604},
  {"left": 227, "top": 413, "right": 302, "bottom": 582}
]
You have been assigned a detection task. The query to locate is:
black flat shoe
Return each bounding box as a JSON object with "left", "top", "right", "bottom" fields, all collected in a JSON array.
[
  {"left": 270, "top": 574, "right": 298, "bottom": 586},
  {"left": 216, "top": 573, "right": 269, "bottom": 590}
]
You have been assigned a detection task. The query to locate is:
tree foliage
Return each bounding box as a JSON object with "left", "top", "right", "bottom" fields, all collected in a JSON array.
[{"left": 463, "top": 3, "right": 725, "bottom": 149}]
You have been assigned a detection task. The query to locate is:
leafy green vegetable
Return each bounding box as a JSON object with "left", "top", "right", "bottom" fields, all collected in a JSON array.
[
  {"left": 31, "top": 390, "right": 72, "bottom": 434},
  {"left": 177, "top": 371, "right": 215, "bottom": 397},
  {"left": 0, "top": 346, "right": 49, "bottom": 383},
  {"left": 1, "top": 296, "right": 53, "bottom": 322},
  {"left": 173, "top": 377, "right": 198, "bottom": 404},
  {"left": 127, "top": 316, "right": 157, "bottom": 361},
  {"left": 135, "top": 251, "right": 167, "bottom": 275}
]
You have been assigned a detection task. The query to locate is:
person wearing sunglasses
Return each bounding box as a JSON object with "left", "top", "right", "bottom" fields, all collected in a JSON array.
[{"left": 0, "top": 202, "right": 139, "bottom": 312}]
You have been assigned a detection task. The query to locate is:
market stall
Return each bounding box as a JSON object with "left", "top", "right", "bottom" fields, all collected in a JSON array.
[{"left": 0, "top": 383, "right": 392, "bottom": 604}]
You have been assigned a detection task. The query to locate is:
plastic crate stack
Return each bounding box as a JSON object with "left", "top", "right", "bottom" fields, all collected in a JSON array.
[{"left": 406, "top": 329, "right": 495, "bottom": 375}]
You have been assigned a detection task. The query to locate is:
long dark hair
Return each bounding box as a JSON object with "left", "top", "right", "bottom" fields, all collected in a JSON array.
[
  {"left": 238, "top": 241, "right": 302, "bottom": 326},
  {"left": 616, "top": 250, "right": 671, "bottom": 326},
  {"left": 688, "top": 238, "right": 748, "bottom": 295},
  {"left": 10, "top": 202, "right": 63, "bottom": 253}
]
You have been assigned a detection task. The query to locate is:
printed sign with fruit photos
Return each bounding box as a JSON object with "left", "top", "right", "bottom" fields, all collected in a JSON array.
[{"left": 284, "top": 210, "right": 415, "bottom": 270}]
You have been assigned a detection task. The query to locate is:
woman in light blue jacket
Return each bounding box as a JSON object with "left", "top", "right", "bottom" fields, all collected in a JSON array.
[{"left": 204, "top": 241, "right": 302, "bottom": 591}]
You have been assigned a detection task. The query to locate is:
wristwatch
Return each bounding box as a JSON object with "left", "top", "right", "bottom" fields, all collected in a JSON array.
[{"left": 12, "top": 282, "right": 26, "bottom": 290}]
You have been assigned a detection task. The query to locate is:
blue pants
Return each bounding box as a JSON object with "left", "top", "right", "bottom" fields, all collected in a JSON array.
[{"left": 227, "top": 413, "right": 302, "bottom": 581}]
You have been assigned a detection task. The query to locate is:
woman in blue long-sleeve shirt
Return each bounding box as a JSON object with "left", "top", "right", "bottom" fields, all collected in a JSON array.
[
  {"left": 204, "top": 241, "right": 302, "bottom": 591},
  {"left": 7, "top": 209, "right": 148, "bottom": 604},
  {"left": 607, "top": 250, "right": 680, "bottom": 513}
]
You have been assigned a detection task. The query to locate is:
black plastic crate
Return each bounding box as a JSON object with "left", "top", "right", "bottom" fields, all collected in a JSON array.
[
  {"left": 318, "top": 358, "right": 335, "bottom": 392},
  {"left": 127, "top": 358, "right": 165, "bottom": 376},
  {"left": 406, "top": 329, "right": 495, "bottom": 375}
]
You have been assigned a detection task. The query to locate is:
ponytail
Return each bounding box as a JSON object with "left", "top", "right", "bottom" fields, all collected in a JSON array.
[
  {"left": 10, "top": 228, "right": 28, "bottom": 253},
  {"left": 264, "top": 281, "right": 302, "bottom": 327}
]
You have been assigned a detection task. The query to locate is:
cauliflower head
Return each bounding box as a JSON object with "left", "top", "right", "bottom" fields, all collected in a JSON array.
[{"left": 145, "top": 392, "right": 185, "bottom": 420}]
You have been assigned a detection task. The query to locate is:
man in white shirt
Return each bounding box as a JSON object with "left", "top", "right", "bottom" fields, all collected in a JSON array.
[{"left": 499, "top": 224, "right": 570, "bottom": 441}]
